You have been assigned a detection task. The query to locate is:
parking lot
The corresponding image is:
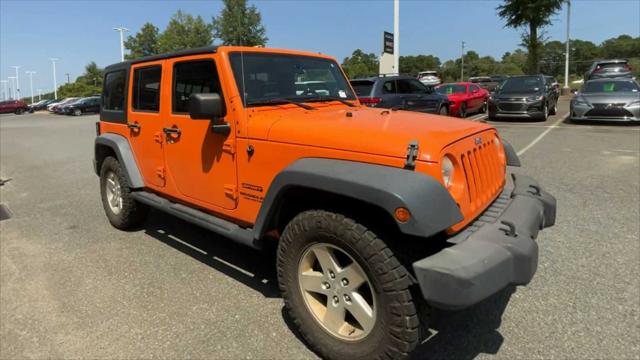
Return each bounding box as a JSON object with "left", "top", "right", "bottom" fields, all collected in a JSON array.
[{"left": 0, "top": 98, "right": 638, "bottom": 359}]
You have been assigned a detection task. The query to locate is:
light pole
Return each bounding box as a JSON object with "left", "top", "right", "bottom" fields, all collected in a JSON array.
[
  {"left": 11, "top": 65, "right": 21, "bottom": 99},
  {"left": 37, "top": 88, "right": 43, "bottom": 101},
  {"left": 562, "top": 0, "right": 571, "bottom": 95},
  {"left": 0, "top": 80, "right": 7, "bottom": 100},
  {"left": 50, "top": 58, "right": 59, "bottom": 99},
  {"left": 65, "top": 73, "right": 70, "bottom": 84},
  {"left": 25, "top": 71, "right": 36, "bottom": 103},
  {"left": 393, "top": 0, "right": 399, "bottom": 75},
  {"left": 113, "top": 26, "right": 129, "bottom": 62},
  {"left": 460, "top": 41, "right": 466, "bottom": 82},
  {"left": 8, "top": 76, "right": 16, "bottom": 99}
]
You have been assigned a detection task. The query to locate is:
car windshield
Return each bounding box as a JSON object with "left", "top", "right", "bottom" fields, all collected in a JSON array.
[
  {"left": 435, "top": 84, "right": 466, "bottom": 94},
  {"left": 229, "top": 52, "right": 356, "bottom": 106},
  {"left": 499, "top": 76, "right": 542, "bottom": 93},
  {"left": 583, "top": 81, "right": 639, "bottom": 93}
]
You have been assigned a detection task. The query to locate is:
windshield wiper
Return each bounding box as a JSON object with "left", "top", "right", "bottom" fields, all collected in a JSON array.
[
  {"left": 246, "top": 98, "right": 317, "bottom": 110},
  {"left": 303, "top": 95, "right": 357, "bottom": 107}
]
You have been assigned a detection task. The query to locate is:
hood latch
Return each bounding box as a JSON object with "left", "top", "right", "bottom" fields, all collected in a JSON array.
[{"left": 404, "top": 140, "right": 419, "bottom": 170}]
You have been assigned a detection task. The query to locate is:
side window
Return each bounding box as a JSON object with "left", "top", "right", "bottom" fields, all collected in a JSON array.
[
  {"left": 103, "top": 70, "right": 126, "bottom": 111},
  {"left": 172, "top": 60, "right": 221, "bottom": 114},
  {"left": 470, "top": 85, "right": 479, "bottom": 92},
  {"left": 132, "top": 66, "right": 161, "bottom": 112},
  {"left": 383, "top": 80, "right": 396, "bottom": 94}
]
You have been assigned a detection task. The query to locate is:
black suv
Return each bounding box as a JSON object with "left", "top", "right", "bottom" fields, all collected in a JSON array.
[
  {"left": 488, "top": 75, "right": 559, "bottom": 121},
  {"left": 350, "top": 75, "right": 450, "bottom": 115},
  {"left": 63, "top": 96, "right": 101, "bottom": 116}
]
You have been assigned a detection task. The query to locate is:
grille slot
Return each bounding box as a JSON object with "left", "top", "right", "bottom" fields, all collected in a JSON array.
[
  {"left": 498, "top": 102, "right": 525, "bottom": 112},
  {"left": 460, "top": 140, "right": 503, "bottom": 209}
]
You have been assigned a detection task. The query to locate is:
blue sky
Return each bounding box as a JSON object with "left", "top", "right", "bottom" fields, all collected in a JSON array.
[{"left": 1, "top": 0, "right": 639, "bottom": 97}]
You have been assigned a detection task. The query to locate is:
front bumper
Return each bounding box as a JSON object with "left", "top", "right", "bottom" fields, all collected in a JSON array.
[
  {"left": 488, "top": 101, "right": 545, "bottom": 119},
  {"left": 571, "top": 103, "right": 640, "bottom": 122},
  {"left": 412, "top": 173, "right": 556, "bottom": 309}
]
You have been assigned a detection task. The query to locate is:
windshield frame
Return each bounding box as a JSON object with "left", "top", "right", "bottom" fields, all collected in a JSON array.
[
  {"left": 228, "top": 51, "right": 357, "bottom": 108},
  {"left": 498, "top": 76, "right": 543, "bottom": 94}
]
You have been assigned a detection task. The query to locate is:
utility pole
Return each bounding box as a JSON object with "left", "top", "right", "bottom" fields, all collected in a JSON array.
[
  {"left": 393, "top": 0, "right": 399, "bottom": 75},
  {"left": 562, "top": 0, "right": 571, "bottom": 95},
  {"left": 11, "top": 65, "right": 21, "bottom": 99},
  {"left": 25, "top": 71, "right": 36, "bottom": 103},
  {"left": 113, "top": 26, "right": 129, "bottom": 62},
  {"left": 65, "top": 73, "right": 70, "bottom": 84},
  {"left": 37, "top": 89, "right": 43, "bottom": 101},
  {"left": 460, "top": 41, "right": 466, "bottom": 82},
  {"left": 50, "top": 58, "right": 59, "bottom": 99},
  {"left": 8, "top": 76, "right": 16, "bottom": 99},
  {"left": 0, "top": 80, "right": 7, "bottom": 100}
]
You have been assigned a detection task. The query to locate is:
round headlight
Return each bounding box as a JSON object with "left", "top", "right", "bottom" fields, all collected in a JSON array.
[{"left": 441, "top": 155, "right": 455, "bottom": 188}]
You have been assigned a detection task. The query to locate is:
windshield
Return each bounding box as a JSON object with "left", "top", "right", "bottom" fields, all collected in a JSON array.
[
  {"left": 229, "top": 52, "right": 356, "bottom": 106},
  {"left": 499, "top": 76, "right": 542, "bottom": 93},
  {"left": 435, "top": 84, "right": 466, "bottom": 95},
  {"left": 350, "top": 80, "right": 374, "bottom": 96},
  {"left": 583, "top": 80, "right": 639, "bottom": 93}
]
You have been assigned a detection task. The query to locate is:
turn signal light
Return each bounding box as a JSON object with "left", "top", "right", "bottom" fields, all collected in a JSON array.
[{"left": 394, "top": 207, "right": 411, "bottom": 223}]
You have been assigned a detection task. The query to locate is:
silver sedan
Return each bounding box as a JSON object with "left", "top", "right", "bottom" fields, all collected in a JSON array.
[{"left": 571, "top": 78, "right": 640, "bottom": 122}]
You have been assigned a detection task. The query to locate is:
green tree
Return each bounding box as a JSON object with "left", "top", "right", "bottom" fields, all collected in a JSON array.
[
  {"left": 124, "top": 23, "right": 160, "bottom": 59},
  {"left": 157, "top": 10, "right": 213, "bottom": 53},
  {"left": 212, "top": 0, "right": 268, "bottom": 46},
  {"left": 600, "top": 34, "right": 640, "bottom": 59},
  {"left": 571, "top": 39, "right": 600, "bottom": 75},
  {"left": 399, "top": 55, "right": 441, "bottom": 76},
  {"left": 540, "top": 40, "right": 564, "bottom": 77},
  {"left": 497, "top": 0, "right": 564, "bottom": 74},
  {"left": 341, "top": 49, "right": 379, "bottom": 79},
  {"left": 501, "top": 49, "right": 528, "bottom": 72}
]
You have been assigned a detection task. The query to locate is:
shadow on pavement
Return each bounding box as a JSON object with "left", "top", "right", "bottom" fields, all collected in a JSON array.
[{"left": 142, "top": 209, "right": 281, "bottom": 298}]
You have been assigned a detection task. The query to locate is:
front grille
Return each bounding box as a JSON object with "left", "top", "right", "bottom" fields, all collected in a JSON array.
[
  {"left": 498, "top": 102, "right": 525, "bottom": 112},
  {"left": 592, "top": 103, "right": 626, "bottom": 109},
  {"left": 585, "top": 106, "right": 633, "bottom": 117},
  {"left": 460, "top": 141, "right": 503, "bottom": 208}
]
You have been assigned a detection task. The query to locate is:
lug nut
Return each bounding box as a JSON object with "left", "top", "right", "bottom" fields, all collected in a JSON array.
[
  {"left": 333, "top": 296, "right": 339, "bottom": 304},
  {"left": 329, "top": 271, "right": 335, "bottom": 279},
  {"left": 341, "top": 278, "right": 349, "bottom": 286},
  {"left": 343, "top": 294, "right": 351, "bottom": 302},
  {"left": 322, "top": 281, "right": 331, "bottom": 290}
]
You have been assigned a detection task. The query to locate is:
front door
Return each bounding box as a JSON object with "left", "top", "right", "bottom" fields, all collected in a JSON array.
[
  {"left": 127, "top": 62, "right": 166, "bottom": 188},
  {"left": 163, "top": 55, "right": 238, "bottom": 210}
]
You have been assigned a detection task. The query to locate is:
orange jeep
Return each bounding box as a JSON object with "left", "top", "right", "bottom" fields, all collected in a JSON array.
[{"left": 94, "top": 46, "right": 556, "bottom": 360}]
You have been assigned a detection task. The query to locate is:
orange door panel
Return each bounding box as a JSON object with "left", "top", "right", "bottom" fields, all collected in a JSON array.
[
  {"left": 128, "top": 61, "right": 166, "bottom": 188},
  {"left": 163, "top": 55, "right": 238, "bottom": 210}
]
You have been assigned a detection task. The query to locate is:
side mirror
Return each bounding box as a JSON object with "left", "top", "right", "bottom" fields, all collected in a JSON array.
[{"left": 189, "top": 93, "right": 225, "bottom": 120}]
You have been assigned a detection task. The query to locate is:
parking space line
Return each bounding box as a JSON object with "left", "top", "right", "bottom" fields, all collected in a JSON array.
[{"left": 516, "top": 113, "right": 568, "bottom": 156}]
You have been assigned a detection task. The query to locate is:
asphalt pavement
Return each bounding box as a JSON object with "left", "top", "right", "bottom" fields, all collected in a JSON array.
[{"left": 1, "top": 100, "right": 638, "bottom": 359}]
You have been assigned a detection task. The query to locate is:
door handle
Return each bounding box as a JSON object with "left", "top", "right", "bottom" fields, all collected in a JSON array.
[
  {"left": 163, "top": 127, "right": 181, "bottom": 135},
  {"left": 127, "top": 123, "right": 140, "bottom": 130}
]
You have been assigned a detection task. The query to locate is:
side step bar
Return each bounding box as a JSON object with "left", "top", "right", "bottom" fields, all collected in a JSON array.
[{"left": 131, "top": 191, "right": 262, "bottom": 249}]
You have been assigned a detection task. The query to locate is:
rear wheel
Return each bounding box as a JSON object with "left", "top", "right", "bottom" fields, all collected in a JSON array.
[
  {"left": 99, "top": 156, "right": 148, "bottom": 229},
  {"left": 15, "top": 108, "right": 24, "bottom": 115},
  {"left": 277, "top": 210, "right": 419, "bottom": 360},
  {"left": 73, "top": 108, "right": 82, "bottom": 116},
  {"left": 439, "top": 105, "right": 449, "bottom": 116},
  {"left": 459, "top": 102, "right": 467, "bottom": 118}
]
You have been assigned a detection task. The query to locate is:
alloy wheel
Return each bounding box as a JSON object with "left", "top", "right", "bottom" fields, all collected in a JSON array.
[
  {"left": 104, "top": 171, "right": 123, "bottom": 215},
  {"left": 298, "top": 243, "right": 376, "bottom": 341}
]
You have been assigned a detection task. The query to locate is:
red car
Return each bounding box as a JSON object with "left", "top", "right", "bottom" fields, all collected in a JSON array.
[
  {"left": 0, "top": 100, "right": 30, "bottom": 115},
  {"left": 435, "top": 82, "right": 489, "bottom": 117}
]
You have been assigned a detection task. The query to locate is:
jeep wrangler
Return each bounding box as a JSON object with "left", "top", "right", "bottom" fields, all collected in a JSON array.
[{"left": 94, "top": 46, "right": 556, "bottom": 360}]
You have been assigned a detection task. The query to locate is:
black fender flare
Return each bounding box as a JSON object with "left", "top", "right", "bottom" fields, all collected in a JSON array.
[
  {"left": 502, "top": 139, "right": 521, "bottom": 167},
  {"left": 94, "top": 133, "right": 144, "bottom": 189},
  {"left": 253, "top": 158, "right": 464, "bottom": 239}
]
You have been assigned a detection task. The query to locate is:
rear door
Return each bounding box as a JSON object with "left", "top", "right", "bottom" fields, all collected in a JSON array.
[
  {"left": 127, "top": 61, "right": 166, "bottom": 188},
  {"left": 469, "top": 84, "right": 483, "bottom": 111},
  {"left": 397, "top": 79, "right": 438, "bottom": 112},
  {"left": 163, "top": 55, "right": 238, "bottom": 210}
]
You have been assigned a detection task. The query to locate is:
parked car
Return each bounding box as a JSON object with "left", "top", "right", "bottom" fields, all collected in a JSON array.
[
  {"left": 469, "top": 76, "right": 496, "bottom": 92},
  {"left": 570, "top": 78, "right": 640, "bottom": 122},
  {"left": 0, "top": 100, "right": 29, "bottom": 114},
  {"left": 62, "top": 96, "right": 101, "bottom": 116},
  {"left": 30, "top": 99, "right": 59, "bottom": 112},
  {"left": 350, "top": 75, "right": 450, "bottom": 115},
  {"left": 94, "top": 45, "right": 555, "bottom": 360},
  {"left": 488, "top": 74, "right": 559, "bottom": 121},
  {"left": 584, "top": 59, "right": 633, "bottom": 81},
  {"left": 435, "top": 82, "right": 489, "bottom": 117},
  {"left": 28, "top": 99, "right": 48, "bottom": 112},
  {"left": 49, "top": 97, "right": 79, "bottom": 113},
  {"left": 417, "top": 71, "right": 441, "bottom": 86}
]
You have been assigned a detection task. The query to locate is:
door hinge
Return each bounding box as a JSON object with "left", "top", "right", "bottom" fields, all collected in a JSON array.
[
  {"left": 224, "top": 184, "right": 238, "bottom": 200},
  {"left": 154, "top": 132, "right": 163, "bottom": 144},
  {"left": 222, "top": 140, "right": 236, "bottom": 155},
  {"left": 404, "top": 140, "right": 419, "bottom": 170},
  {"left": 156, "top": 167, "right": 165, "bottom": 179}
]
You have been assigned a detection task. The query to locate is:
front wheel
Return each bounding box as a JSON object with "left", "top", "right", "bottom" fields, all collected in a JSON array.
[
  {"left": 99, "top": 156, "right": 148, "bottom": 229},
  {"left": 15, "top": 108, "right": 24, "bottom": 115},
  {"left": 73, "top": 108, "right": 82, "bottom": 116},
  {"left": 439, "top": 105, "right": 449, "bottom": 116},
  {"left": 277, "top": 210, "right": 419, "bottom": 360},
  {"left": 459, "top": 102, "right": 467, "bottom": 118},
  {"left": 549, "top": 100, "right": 557, "bottom": 115}
]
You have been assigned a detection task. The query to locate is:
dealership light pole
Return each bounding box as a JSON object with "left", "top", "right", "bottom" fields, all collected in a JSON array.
[
  {"left": 562, "top": 0, "right": 571, "bottom": 95},
  {"left": 113, "top": 27, "right": 129, "bottom": 62},
  {"left": 393, "top": 0, "right": 399, "bottom": 75},
  {"left": 8, "top": 76, "right": 16, "bottom": 99},
  {"left": 11, "top": 65, "right": 21, "bottom": 99},
  {"left": 50, "top": 58, "right": 59, "bottom": 99},
  {"left": 460, "top": 41, "right": 466, "bottom": 82},
  {"left": 37, "top": 88, "right": 43, "bottom": 101},
  {"left": 0, "top": 80, "right": 7, "bottom": 100},
  {"left": 25, "top": 71, "right": 36, "bottom": 103}
]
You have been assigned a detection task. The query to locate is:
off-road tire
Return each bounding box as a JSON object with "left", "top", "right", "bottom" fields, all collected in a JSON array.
[
  {"left": 277, "top": 210, "right": 419, "bottom": 360},
  {"left": 99, "top": 156, "right": 148, "bottom": 229}
]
